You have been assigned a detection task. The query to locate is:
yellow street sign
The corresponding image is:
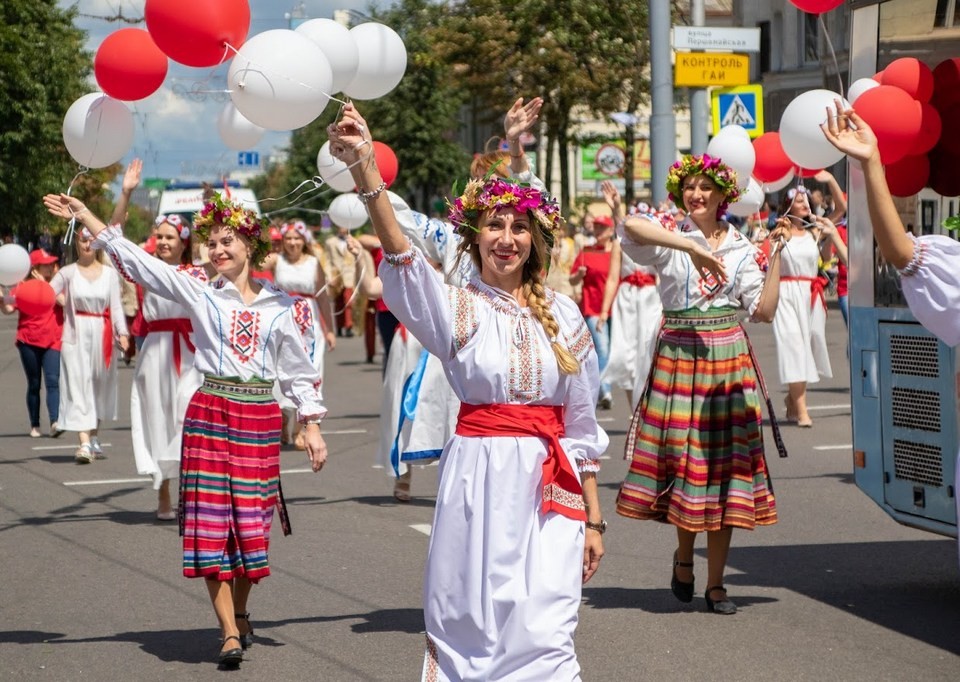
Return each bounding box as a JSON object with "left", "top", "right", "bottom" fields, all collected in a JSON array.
[{"left": 674, "top": 52, "right": 750, "bottom": 87}]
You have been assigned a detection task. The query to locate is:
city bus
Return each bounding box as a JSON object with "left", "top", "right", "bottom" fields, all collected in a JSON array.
[{"left": 847, "top": 0, "right": 958, "bottom": 537}]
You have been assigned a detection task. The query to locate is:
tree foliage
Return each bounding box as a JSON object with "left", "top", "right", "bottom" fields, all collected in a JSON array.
[{"left": 0, "top": 1, "right": 93, "bottom": 243}]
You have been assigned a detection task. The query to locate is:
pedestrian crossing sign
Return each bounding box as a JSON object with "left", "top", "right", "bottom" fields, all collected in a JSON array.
[{"left": 711, "top": 84, "right": 764, "bottom": 138}]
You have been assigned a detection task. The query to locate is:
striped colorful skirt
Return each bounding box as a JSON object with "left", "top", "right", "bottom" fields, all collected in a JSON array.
[
  {"left": 615, "top": 308, "right": 778, "bottom": 532},
  {"left": 179, "top": 375, "right": 288, "bottom": 582}
]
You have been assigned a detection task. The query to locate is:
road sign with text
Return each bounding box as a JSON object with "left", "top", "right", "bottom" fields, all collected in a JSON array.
[
  {"left": 237, "top": 151, "right": 260, "bottom": 167},
  {"left": 674, "top": 52, "right": 750, "bottom": 87},
  {"left": 673, "top": 26, "right": 761, "bottom": 52},
  {"left": 711, "top": 84, "right": 764, "bottom": 138}
]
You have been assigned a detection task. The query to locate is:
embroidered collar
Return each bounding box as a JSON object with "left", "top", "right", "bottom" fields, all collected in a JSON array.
[
  {"left": 211, "top": 276, "right": 287, "bottom": 303},
  {"left": 466, "top": 277, "right": 556, "bottom": 316}
]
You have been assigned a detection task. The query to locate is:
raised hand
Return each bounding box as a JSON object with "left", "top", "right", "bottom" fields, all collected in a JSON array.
[
  {"left": 504, "top": 96, "right": 543, "bottom": 142},
  {"left": 327, "top": 103, "right": 373, "bottom": 167},
  {"left": 821, "top": 99, "right": 879, "bottom": 164},
  {"left": 600, "top": 180, "right": 622, "bottom": 217},
  {"left": 43, "top": 193, "right": 86, "bottom": 221},
  {"left": 122, "top": 158, "right": 142, "bottom": 194}
]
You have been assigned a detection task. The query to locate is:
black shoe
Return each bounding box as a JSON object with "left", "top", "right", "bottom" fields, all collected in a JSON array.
[
  {"left": 344, "top": 328, "right": 355, "bottom": 337},
  {"left": 598, "top": 395, "right": 612, "bottom": 410},
  {"left": 705, "top": 585, "right": 737, "bottom": 615},
  {"left": 218, "top": 635, "right": 243, "bottom": 667},
  {"left": 235, "top": 612, "right": 254, "bottom": 649},
  {"left": 671, "top": 550, "right": 695, "bottom": 603}
]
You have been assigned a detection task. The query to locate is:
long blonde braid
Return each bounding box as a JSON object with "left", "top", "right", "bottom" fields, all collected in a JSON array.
[{"left": 524, "top": 273, "right": 580, "bottom": 376}]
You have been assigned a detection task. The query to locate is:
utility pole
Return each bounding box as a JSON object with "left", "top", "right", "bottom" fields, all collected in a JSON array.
[
  {"left": 649, "top": 0, "right": 677, "bottom": 205},
  {"left": 690, "top": 0, "right": 708, "bottom": 154}
]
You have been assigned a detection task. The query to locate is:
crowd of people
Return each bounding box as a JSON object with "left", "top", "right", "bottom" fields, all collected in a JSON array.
[{"left": 4, "top": 96, "right": 945, "bottom": 679}]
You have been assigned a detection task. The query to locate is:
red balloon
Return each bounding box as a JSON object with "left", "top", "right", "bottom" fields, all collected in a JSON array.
[
  {"left": 145, "top": 0, "right": 250, "bottom": 68},
  {"left": 872, "top": 71, "right": 884, "bottom": 84},
  {"left": 854, "top": 86, "right": 922, "bottom": 164},
  {"left": 931, "top": 58, "right": 960, "bottom": 112},
  {"left": 752, "top": 132, "right": 793, "bottom": 183},
  {"left": 14, "top": 280, "right": 56, "bottom": 317},
  {"left": 373, "top": 141, "right": 399, "bottom": 189},
  {"left": 94, "top": 29, "right": 168, "bottom": 101},
  {"left": 935, "top": 102, "right": 960, "bottom": 155},
  {"left": 915, "top": 103, "right": 942, "bottom": 154},
  {"left": 881, "top": 58, "right": 934, "bottom": 103},
  {"left": 789, "top": 0, "right": 843, "bottom": 13},
  {"left": 797, "top": 167, "right": 824, "bottom": 178},
  {"left": 885, "top": 154, "right": 929, "bottom": 197},
  {"left": 928, "top": 146, "right": 960, "bottom": 197}
]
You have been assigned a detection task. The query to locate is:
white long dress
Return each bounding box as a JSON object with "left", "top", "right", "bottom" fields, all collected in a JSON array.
[
  {"left": 898, "top": 234, "right": 960, "bottom": 565},
  {"left": 379, "top": 247, "right": 608, "bottom": 682},
  {"left": 52, "top": 264, "right": 128, "bottom": 431},
  {"left": 601, "top": 248, "right": 662, "bottom": 409},
  {"left": 273, "top": 255, "right": 327, "bottom": 411},
  {"left": 376, "top": 327, "right": 459, "bottom": 477},
  {"left": 130, "top": 265, "right": 207, "bottom": 489},
  {"left": 772, "top": 231, "right": 832, "bottom": 384}
]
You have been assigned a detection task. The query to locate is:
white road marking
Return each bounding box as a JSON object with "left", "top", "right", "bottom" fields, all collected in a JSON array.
[
  {"left": 410, "top": 524, "right": 432, "bottom": 536},
  {"left": 597, "top": 417, "right": 616, "bottom": 423},
  {"left": 320, "top": 429, "right": 368, "bottom": 435},
  {"left": 813, "top": 444, "right": 852, "bottom": 451},
  {"left": 33, "top": 443, "right": 113, "bottom": 451},
  {"left": 807, "top": 403, "right": 851, "bottom": 412},
  {"left": 64, "top": 477, "right": 151, "bottom": 487}
]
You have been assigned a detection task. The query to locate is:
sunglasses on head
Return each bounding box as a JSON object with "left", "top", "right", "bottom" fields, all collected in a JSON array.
[{"left": 786, "top": 186, "right": 809, "bottom": 200}]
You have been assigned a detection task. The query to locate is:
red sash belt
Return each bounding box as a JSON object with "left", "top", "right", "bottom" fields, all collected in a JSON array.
[
  {"left": 76, "top": 309, "right": 112, "bottom": 369},
  {"left": 144, "top": 317, "right": 195, "bottom": 376},
  {"left": 621, "top": 271, "right": 657, "bottom": 287},
  {"left": 781, "top": 275, "right": 826, "bottom": 311},
  {"left": 455, "top": 403, "right": 586, "bottom": 522}
]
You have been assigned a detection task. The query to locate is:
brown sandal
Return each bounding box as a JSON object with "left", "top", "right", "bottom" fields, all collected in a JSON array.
[{"left": 393, "top": 470, "right": 411, "bottom": 502}]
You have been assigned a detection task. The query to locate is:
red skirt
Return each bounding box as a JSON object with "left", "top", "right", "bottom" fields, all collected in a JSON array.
[{"left": 178, "top": 379, "right": 286, "bottom": 582}]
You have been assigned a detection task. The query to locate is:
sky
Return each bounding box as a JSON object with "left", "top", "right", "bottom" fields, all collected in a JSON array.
[{"left": 61, "top": 1, "right": 381, "bottom": 183}]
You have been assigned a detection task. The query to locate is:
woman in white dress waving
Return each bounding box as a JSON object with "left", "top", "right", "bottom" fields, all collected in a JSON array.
[
  {"left": 52, "top": 229, "right": 130, "bottom": 463},
  {"left": 330, "top": 103, "right": 608, "bottom": 682}
]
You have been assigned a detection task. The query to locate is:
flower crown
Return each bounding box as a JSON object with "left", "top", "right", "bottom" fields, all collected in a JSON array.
[
  {"left": 192, "top": 193, "right": 270, "bottom": 265},
  {"left": 447, "top": 175, "right": 563, "bottom": 250},
  {"left": 280, "top": 220, "right": 311, "bottom": 243},
  {"left": 665, "top": 153, "right": 741, "bottom": 214}
]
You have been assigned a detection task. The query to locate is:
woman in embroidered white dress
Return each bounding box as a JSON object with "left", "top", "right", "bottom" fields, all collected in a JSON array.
[
  {"left": 771, "top": 186, "right": 834, "bottom": 427},
  {"left": 44, "top": 192, "right": 327, "bottom": 670},
  {"left": 821, "top": 102, "right": 960, "bottom": 565},
  {"left": 330, "top": 103, "right": 608, "bottom": 682},
  {"left": 52, "top": 229, "right": 130, "bottom": 464},
  {"left": 129, "top": 212, "right": 208, "bottom": 520},
  {"left": 262, "top": 221, "right": 336, "bottom": 446}
]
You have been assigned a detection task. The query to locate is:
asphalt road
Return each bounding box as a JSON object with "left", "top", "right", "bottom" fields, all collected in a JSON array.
[{"left": 1, "top": 302, "right": 957, "bottom": 681}]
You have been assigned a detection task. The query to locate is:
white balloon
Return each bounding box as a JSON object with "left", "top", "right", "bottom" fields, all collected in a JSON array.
[
  {"left": 217, "top": 102, "right": 265, "bottom": 151},
  {"left": 848, "top": 77, "right": 880, "bottom": 104},
  {"left": 317, "top": 141, "right": 357, "bottom": 193},
  {"left": 328, "top": 193, "right": 368, "bottom": 230},
  {"left": 707, "top": 125, "right": 756, "bottom": 189},
  {"left": 780, "top": 89, "right": 850, "bottom": 171},
  {"left": 62, "top": 93, "right": 134, "bottom": 168},
  {"left": 0, "top": 244, "right": 31, "bottom": 286},
  {"left": 228, "top": 29, "right": 333, "bottom": 131},
  {"left": 295, "top": 18, "right": 360, "bottom": 94},
  {"left": 762, "top": 169, "right": 795, "bottom": 193},
  {"left": 343, "top": 23, "right": 407, "bottom": 100},
  {"left": 727, "top": 178, "right": 764, "bottom": 218}
]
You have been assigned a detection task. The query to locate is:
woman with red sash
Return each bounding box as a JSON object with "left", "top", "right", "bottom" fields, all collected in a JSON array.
[
  {"left": 130, "top": 213, "right": 209, "bottom": 519},
  {"left": 330, "top": 104, "right": 608, "bottom": 682},
  {"left": 51, "top": 227, "right": 130, "bottom": 464},
  {"left": 772, "top": 186, "right": 835, "bottom": 427}
]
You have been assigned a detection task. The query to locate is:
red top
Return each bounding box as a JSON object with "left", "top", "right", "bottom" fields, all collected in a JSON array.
[
  {"left": 12, "top": 281, "right": 63, "bottom": 351},
  {"left": 572, "top": 247, "right": 612, "bottom": 317},
  {"left": 371, "top": 248, "right": 389, "bottom": 313},
  {"left": 835, "top": 224, "right": 848, "bottom": 297}
]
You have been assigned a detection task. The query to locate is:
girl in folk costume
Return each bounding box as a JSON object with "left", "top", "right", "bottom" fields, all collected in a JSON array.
[
  {"left": 52, "top": 227, "right": 130, "bottom": 464},
  {"left": 597, "top": 180, "right": 663, "bottom": 411},
  {"left": 130, "top": 211, "right": 208, "bottom": 520},
  {"left": 43, "top": 192, "right": 327, "bottom": 670},
  {"left": 821, "top": 101, "right": 960, "bottom": 565},
  {"left": 771, "top": 185, "right": 834, "bottom": 427},
  {"left": 261, "top": 220, "right": 336, "bottom": 446},
  {"left": 329, "top": 104, "right": 608, "bottom": 682},
  {"left": 615, "top": 153, "right": 792, "bottom": 615}
]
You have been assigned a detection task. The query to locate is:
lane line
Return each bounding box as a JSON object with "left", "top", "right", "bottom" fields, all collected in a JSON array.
[
  {"left": 319, "top": 429, "right": 368, "bottom": 435},
  {"left": 409, "top": 524, "right": 432, "bottom": 536},
  {"left": 64, "top": 477, "right": 151, "bottom": 487},
  {"left": 807, "top": 403, "right": 851, "bottom": 412},
  {"left": 813, "top": 444, "right": 852, "bottom": 451},
  {"left": 33, "top": 443, "right": 113, "bottom": 452}
]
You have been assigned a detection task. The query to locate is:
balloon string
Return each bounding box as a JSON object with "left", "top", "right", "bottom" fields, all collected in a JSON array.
[
  {"left": 819, "top": 14, "right": 844, "bottom": 99},
  {"left": 63, "top": 167, "right": 90, "bottom": 246},
  {"left": 222, "top": 43, "right": 350, "bottom": 109}
]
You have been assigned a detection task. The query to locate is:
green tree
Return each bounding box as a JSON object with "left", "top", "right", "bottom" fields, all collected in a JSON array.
[{"left": 0, "top": 1, "right": 91, "bottom": 244}]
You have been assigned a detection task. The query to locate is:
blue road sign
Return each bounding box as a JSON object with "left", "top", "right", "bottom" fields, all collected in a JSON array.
[{"left": 237, "top": 151, "right": 260, "bottom": 167}]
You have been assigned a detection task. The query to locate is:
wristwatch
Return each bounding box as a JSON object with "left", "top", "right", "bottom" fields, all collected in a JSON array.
[{"left": 585, "top": 519, "right": 607, "bottom": 534}]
